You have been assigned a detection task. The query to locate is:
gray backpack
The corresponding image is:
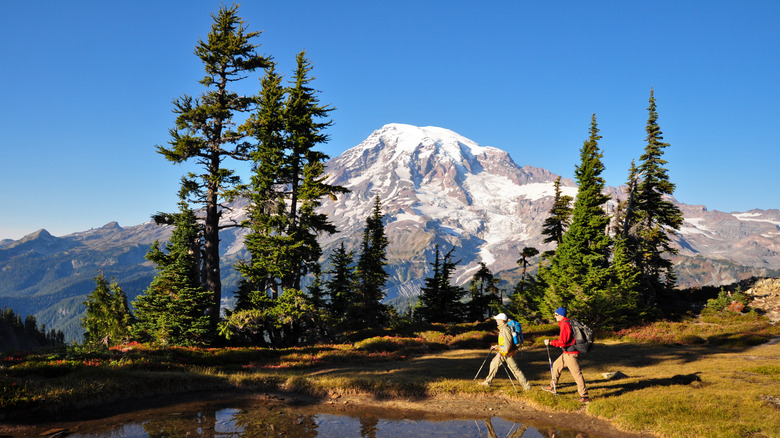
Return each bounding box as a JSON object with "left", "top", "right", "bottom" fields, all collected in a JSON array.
[{"left": 569, "top": 319, "right": 594, "bottom": 353}]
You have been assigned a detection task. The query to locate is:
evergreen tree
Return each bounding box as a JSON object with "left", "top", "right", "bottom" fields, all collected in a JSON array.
[
  {"left": 618, "top": 159, "right": 641, "bottom": 239},
  {"left": 541, "top": 176, "right": 573, "bottom": 257},
  {"left": 538, "top": 115, "right": 611, "bottom": 321},
  {"left": 510, "top": 246, "right": 541, "bottom": 319},
  {"left": 355, "top": 195, "right": 390, "bottom": 328},
  {"left": 516, "top": 246, "right": 539, "bottom": 295},
  {"left": 602, "top": 234, "right": 644, "bottom": 328},
  {"left": 510, "top": 271, "right": 544, "bottom": 321},
  {"left": 632, "top": 90, "right": 684, "bottom": 305},
  {"left": 236, "top": 62, "right": 292, "bottom": 302},
  {"left": 325, "top": 242, "right": 357, "bottom": 325},
  {"left": 227, "top": 52, "right": 346, "bottom": 347},
  {"left": 283, "top": 51, "right": 348, "bottom": 291},
  {"left": 466, "top": 263, "right": 500, "bottom": 322},
  {"left": 307, "top": 271, "right": 327, "bottom": 311},
  {"left": 415, "top": 245, "right": 466, "bottom": 323},
  {"left": 156, "top": 5, "right": 271, "bottom": 329},
  {"left": 133, "top": 202, "right": 212, "bottom": 346},
  {"left": 82, "top": 273, "right": 134, "bottom": 347}
]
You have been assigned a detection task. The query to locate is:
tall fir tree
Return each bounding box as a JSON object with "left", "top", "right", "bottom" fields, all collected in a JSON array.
[
  {"left": 235, "top": 62, "right": 291, "bottom": 303},
  {"left": 538, "top": 115, "right": 612, "bottom": 322},
  {"left": 282, "top": 50, "right": 348, "bottom": 292},
  {"left": 541, "top": 176, "right": 573, "bottom": 257},
  {"left": 516, "top": 246, "right": 539, "bottom": 295},
  {"left": 631, "top": 90, "right": 684, "bottom": 306},
  {"left": 510, "top": 246, "right": 541, "bottom": 319},
  {"left": 415, "top": 245, "right": 466, "bottom": 324},
  {"left": 82, "top": 273, "right": 134, "bottom": 347},
  {"left": 133, "top": 202, "right": 212, "bottom": 346},
  {"left": 156, "top": 5, "right": 271, "bottom": 329},
  {"left": 355, "top": 195, "right": 390, "bottom": 328},
  {"left": 466, "top": 262, "right": 500, "bottom": 322}
]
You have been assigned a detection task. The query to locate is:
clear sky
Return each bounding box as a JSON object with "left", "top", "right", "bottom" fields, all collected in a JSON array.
[{"left": 1, "top": 1, "right": 778, "bottom": 241}]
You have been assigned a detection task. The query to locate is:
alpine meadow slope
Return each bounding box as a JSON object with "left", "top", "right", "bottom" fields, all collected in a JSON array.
[{"left": 1, "top": 123, "right": 779, "bottom": 340}]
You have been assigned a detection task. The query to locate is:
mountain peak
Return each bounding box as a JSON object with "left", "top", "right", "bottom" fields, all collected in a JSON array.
[
  {"left": 101, "top": 221, "right": 123, "bottom": 230},
  {"left": 5, "top": 228, "right": 77, "bottom": 255},
  {"left": 360, "top": 124, "right": 496, "bottom": 165},
  {"left": 20, "top": 229, "right": 53, "bottom": 241}
]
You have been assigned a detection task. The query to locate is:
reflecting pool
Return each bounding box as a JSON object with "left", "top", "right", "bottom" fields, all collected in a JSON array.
[{"left": 13, "top": 396, "right": 603, "bottom": 438}]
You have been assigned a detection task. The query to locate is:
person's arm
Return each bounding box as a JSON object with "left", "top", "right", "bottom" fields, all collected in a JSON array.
[{"left": 551, "top": 321, "right": 574, "bottom": 348}]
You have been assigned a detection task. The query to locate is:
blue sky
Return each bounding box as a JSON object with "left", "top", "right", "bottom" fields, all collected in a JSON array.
[{"left": 1, "top": 1, "right": 778, "bottom": 240}]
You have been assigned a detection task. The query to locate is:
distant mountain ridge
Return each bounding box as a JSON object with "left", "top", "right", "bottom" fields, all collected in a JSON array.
[{"left": 2, "top": 123, "right": 779, "bottom": 340}]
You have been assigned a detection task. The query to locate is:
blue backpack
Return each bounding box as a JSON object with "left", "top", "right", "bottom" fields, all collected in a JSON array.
[{"left": 507, "top": 319, "right": 524, "bottom": 346}]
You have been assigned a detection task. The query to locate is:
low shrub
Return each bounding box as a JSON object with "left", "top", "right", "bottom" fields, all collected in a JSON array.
[
  {"left": 354, "top": 336, "right": 428, "bottom": 354},
  {"left": 448, "top": 330, "right": 492, "bottom": 349},
  {"left": 415, "top": 331, "right": 450, "bottom": 346}
]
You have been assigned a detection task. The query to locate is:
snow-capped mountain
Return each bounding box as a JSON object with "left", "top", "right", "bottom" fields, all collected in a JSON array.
[
  {"left": 2, "top": 123, "right": 779, "bottom": 340},
  {"left": 318, "top": 124, "right": 577, "bottom": 297}
]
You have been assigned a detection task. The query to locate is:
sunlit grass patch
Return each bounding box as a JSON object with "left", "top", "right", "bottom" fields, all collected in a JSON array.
[
  {"left": 426, "top": 378, "right": 478, "bottom": 396},
  {"left": 591, "top": 387, "right": 776, "bottom": 438},
  {"left": 746, "top": 364, "right": 780, "bottom": 378},
  {"left": 523, "top": 387, "right": 582, "bottom": 410}
]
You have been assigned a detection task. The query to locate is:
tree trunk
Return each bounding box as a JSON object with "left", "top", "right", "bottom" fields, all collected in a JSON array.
[{"left": 204, "top": 153, "right": 222, "bottom": 329}]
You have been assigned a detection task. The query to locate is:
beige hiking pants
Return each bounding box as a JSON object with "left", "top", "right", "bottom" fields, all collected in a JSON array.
[
  {"left": 485, "top": 353, "right": 531, "bottom": 390},
  {"left": 551, "top": 352, "right": 588, "bottom": 397}
]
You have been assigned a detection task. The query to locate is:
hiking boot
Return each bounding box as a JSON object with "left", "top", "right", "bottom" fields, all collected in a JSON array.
[
  {"left": 579, "top": 396, "right": 590, "bottom": 403},
  {"left": 479, "top": 380, "right": 491, "bottom": 386},
  {"left": 541, "top": 385, "right": 556, "bottom": 394}
]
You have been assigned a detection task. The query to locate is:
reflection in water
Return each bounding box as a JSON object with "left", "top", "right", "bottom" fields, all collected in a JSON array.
[{"left": 48, "top": 400, "right": 596, "bottom": 438}]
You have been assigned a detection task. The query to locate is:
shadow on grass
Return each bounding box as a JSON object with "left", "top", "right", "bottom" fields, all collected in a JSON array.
[{"left": 593, "top": 372, "right": 702, "bottom": 398}]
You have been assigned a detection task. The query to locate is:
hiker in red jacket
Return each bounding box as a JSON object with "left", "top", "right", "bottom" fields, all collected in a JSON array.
[{"left": 543, "top": 307, "right": 589, "bottom": 402}]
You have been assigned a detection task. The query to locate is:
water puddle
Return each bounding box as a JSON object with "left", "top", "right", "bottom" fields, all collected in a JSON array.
[{"left": 10, "top": 396, "right": 605, "bottom": 438}]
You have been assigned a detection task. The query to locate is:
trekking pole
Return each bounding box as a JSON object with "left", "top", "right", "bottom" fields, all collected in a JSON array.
[
  {"left": 545, "top": 343, "right": 557, "bottom": 394},
  {"left": 473, "top": 349, "right": 493, "bottom": 380},
  {"left": 474, "top": 420, "right": 487, "bottom": 438},
  {"left": 501, "top": 360, "right": 519, "bottom": 394}
]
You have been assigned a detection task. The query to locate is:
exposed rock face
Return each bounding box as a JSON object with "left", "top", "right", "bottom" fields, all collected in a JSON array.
[{"left": 745, "top": 278, "right": 780, "bottom": 322}]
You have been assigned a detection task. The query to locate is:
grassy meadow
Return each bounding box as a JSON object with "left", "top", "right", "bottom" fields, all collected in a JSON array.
[{"left": 1, "top": 312, "right": 779, "bottom": 438}]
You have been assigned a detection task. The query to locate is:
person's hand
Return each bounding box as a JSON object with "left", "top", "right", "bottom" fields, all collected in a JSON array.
[
  {"left": 490, "top": 345, "right": 497, "bottom": 351},
  {"left": 544, "top": 339, "right": 550, "bottom": 346}
]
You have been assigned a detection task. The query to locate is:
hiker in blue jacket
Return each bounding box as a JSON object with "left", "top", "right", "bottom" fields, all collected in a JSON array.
[{"left": 479, "top": 313, "right": 531, "bottom": 390}]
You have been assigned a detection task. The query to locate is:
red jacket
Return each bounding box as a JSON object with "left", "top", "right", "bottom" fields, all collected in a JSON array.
[{"left": 551, "top": 317, "right": 577, "bottom": 354}]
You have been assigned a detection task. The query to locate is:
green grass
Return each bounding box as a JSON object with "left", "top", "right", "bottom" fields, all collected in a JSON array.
[{"left": 2, "top": 313, "right": 780, "bottom": 437}]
